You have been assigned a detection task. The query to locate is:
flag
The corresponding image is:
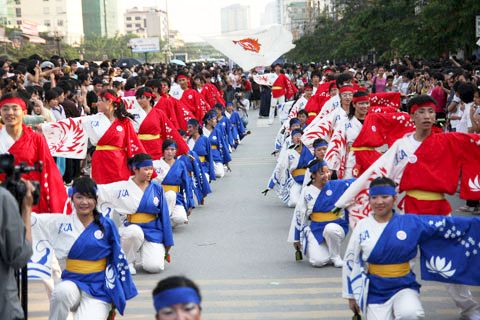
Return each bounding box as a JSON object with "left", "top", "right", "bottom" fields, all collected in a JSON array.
[
  {"left": 41, "top": 117, "right": 88, "bottom": 159},
  {"left": 203, "top": 25, "right": 295, "bottom": 70}
]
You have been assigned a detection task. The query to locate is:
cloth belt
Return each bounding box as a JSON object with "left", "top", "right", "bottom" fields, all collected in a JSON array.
[
  {"left": 128, "top": 213, "right": 156, "bottom": 224},
  {"left": 368, "top": 262, "right": 411, "bottom": 278},
  {"left": 310, "top": 212, "right": 339, "bottom": 222},
  {"left": 96, "top": 145, "right": 123, "bottom": 151},
  {"left": 198, "top": 156, "right": 207, "bottom": 162},
  {"left": 406, "top": 190, "right": 445, "bottom": 201},
  {"left": 163, "top": 184, "right": 180, "bottom": 193},
  {"left": 211, "top": 145, "right": 218, "bottom": 150},
  {"left": 65, "top": 258, "right": 107, "bottom": 274},
  {"left": 138, "top": 134, "right": 160, "bottom": 140},
  {"left": 308, "top": 112, "right": 317, "bottom": 117},
  {"left": 350, "top": 147, "right": 375, "bottom": 151},
  {"left": 291, "top": 168, "right": 306, "bottom": 177},
  {"left": 272, "top": 86, "right": 283, "bottom": 90}
]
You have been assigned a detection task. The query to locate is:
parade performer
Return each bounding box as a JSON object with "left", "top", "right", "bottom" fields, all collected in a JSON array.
[
  {"left": 136, "top": 87, "right": 189, "bottom": 159},
  {"left": 178, "top": 74, "right": 209, "bottom": 122},
  {"left": 225, "top": 101, "right": 249, "bottom": 147},
  {"left": 325, "top": 91, "right": 370, "bottom": 179},
  {"left": 159, "top": 79, "right": 195, "bottom": 131},
  {"left": 186, "top": 118, "right": 215, "bottom": 181},
  {"left": 290, "top": 160, "right": 352, "bottom": 267},
  {"left": 203, "top": 110, "right": 230, "bottom": 178},
  {"left": 31, "top": 177, "right": 137, "bottom": 319},
  {"left": 264, "top": 129, "right": 313, "bottom": 207},
  {"left": 0, "top": 92, "right": 67, "bottom": 213},
  {"left": 343, "top": 177, "right": 480, "bottom": 320},
  {"left": 274, "top": 117, "right": 302, "bottom": 154},
  {"left": 146, "top": 79, "right": 181, "bottom": 129},
  {"left": 178, "top": 150, "right": 211, "bottom": 206},
  {"left": 194, "top": 74, "right": 225, "bottom": 108},
  {"left": 269, "top": 63, "right": 298, "bottom": 125},
  {"left": 153, "top": 139, "right": 194, "bottom": 226},
  {"left": 303, "top": 81, "right": 337, "bottom": 125},
  {"left": 302, "top": 138, "right": 329, "bottom": 188},
  {"left": 152, "top": 276, "right": 202, "bottom": 320},
  {"left": 214, "top": 103, "right": 235, "bottom": 152},
  {"left": 97, "top": 153, "right": 173, "bottom": 274},
  {"left": 82, "top": 89, "right": 146, "bottom": 184}
]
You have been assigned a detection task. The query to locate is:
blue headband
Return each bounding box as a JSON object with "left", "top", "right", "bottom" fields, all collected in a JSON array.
[
  {"left": 369, "top": 186, "right": 397, "bottom": 196},
  {"left": 291, "top": 129, "right": 303, "bottom": 137},
  {"left": 153, "top": 287, "right": 201, "bottom": 311},
  {"left": 313, "top": 140, "right": 328, "bottom": 148},
  {"left": 290, "top": 118, "right": 301, "bottom": 126},
  {"left": 309, "top": 160, "right": 327, "bottom": 173},
  {"left": 188, "top": 119, "right": 199, "bottom": 126},
  {"left": 164, "top": 143, "right": 177, "bottom": 151},
  {"left": 68, "top": 186, "right": 98, "bottom": 198},
  {"left": 131, "top": 159, "right": 154, "bottom": 169},
  {"left": 205, "top": 112, "right": 217, "bottom": 121}
]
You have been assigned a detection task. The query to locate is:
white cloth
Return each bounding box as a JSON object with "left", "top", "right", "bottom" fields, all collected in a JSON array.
[
  {"left": 306, "top": 223, "right": 345, "bottom": 267},
  {"left": 0, "top": 126, "right": 15, "bottom": 153},
  {"left": 457, "top": 102, "right": 473, "bottom": 133},
  {"left": 164, "top": 190, "right": 188, "bottom": 227},
  {"left": 269, "top": 95, "right": 285, "bottom": 124},
  {"left": 49, "top": 280, "right": 110, "bottom": 320},
  {"left": 214, "top": 161, "right": 225, "bottom": 178},
  {"left": 153, "top": 158, "right": 172, "bottom": 183},
  {"left": 366, "top": 288, "right": 424, "bottom": 320}
]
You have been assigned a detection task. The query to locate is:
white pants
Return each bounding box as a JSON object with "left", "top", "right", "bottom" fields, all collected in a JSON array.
[
  {"left": 43, "top": 253, "right": 62, "bottom": 301},
  {"left": 367, "top": 288, "right": 425, "bottom": 320},
  {"left": 165, "top": 190, "right": 188, "bottom": 226},
  {"left": 269, "top": 95, "right": 285, "bottom": 124},
  {"left": 214, "top": 161, "right": 225, "bottom": 178},
  {"left": 49, "top": 280, "right": 110, "bottom": 320},
  {"left": 306, "top": 223, "right": 345, "bottom": 267},
  {"left": 287, "top": 182, "right": 302, "bottom": 208},
  {"left": 447, "top": 284, "right": 480, "bottom": 319},
  {"left": 120, "top": 224, "right": 166, "bottom": 273}
]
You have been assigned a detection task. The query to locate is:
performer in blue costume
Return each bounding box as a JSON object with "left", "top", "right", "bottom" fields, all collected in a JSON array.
[
  {"left": 202, "top": 110, "right": 230, "bottom": 178},
  {"left": 225, "top": 101, "right": 249, "bottom": 148},
  {"left": 153, "top": 139, "right": 194, "bottom": 227},
  {"left": 214, "top": 103, "right": 235, "bottom": 150},
  {"left": 31, "top": 177, "right": 137, "bottom": 319},
  {"left": 289, "top": 159, "right": 352, "bottom": 267},
  {"left": 186, "top": 118, "right": 216, "bottom": 182},
  {"left": 97, "top": 153, "right": 173, "bottom": 275},
  {"left": 178, "top": 150, "right": 211, "bottom": 205}
]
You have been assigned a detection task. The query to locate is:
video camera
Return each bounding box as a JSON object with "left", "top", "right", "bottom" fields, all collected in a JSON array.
[{"left": 0, "top": 153, "right": 42, "bottom": 205}]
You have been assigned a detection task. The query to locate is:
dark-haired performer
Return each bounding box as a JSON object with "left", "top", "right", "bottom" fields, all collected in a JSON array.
[
  {"left": 186, "top": 118, "right": 215, "bottom": 181},
  {"left": 136, "top": 87, "right": 189, "bottom": 159},
  {"left": 81, "top": 89, "right": 146, "bottom": 184},
  {"left": 0, "top": 93, "right": 67, "bottom": 212},
  {"left": 31, "top": 177, "right": 137, "bottom": 319},
  {"left": 152, "top": 276, "right": 202, "bottom": 320},
  {"left": 177, "top": 74, "right": 209, "bottom": 121}
]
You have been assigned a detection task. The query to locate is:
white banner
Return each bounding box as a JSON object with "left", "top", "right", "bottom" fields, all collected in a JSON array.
[
  {"left": 253, "top": 73, "right": 278, "bottom": 86},
  {"left": 203, "top": 25, "right": 295, "bottom": 70},
  {"left": 42, "top": 117, "right": 88, "bottom": 159}
]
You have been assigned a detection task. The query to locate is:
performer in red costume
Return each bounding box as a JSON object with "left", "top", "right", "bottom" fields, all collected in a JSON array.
[
  {"left": 269, "top": 63, "right": 298, "bottom": 125},
  {"left": 194, "top": 74, "right": 225, "bottom": 108},
  {"left": 159, "top": 79, "right": 195, "bottom": 131},
  {"left": 0, "top": 93, "right": 67, "bottom": 213},
  {"left": 146, "top": 79, "right": 181, "bottom": 129},
  {"left": 177, "top": 73, "right": 209, "bottom": 121},
  {"left": 136, "top": 87, "right": 189, "bottom": 159}
]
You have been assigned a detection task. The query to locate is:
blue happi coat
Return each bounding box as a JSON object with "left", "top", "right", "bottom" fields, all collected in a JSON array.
[
  {"left": 162, "top": 159, "right": 194, "bottom": 210},
  {"left": 62, "top": 217, "right": 137, "bottom": 315},
  {"left": 228, "top": 110, "right": 247, "bottom": 142},
  {"left": 127, "top": 181, "right": 173, "bottom": 246},
  {"left": 208, "top": 124, "right": 231, "bottom": 164},
  {"left": 191, "top": 135, "right": 215, "bottom": 181},
  {"left": 291, "top": 145, "right": 314, "bottom": 184},
  {"left": 218, "top": 115, "right": 235, "bottom": 148},
  {"left": 178, "top": 151, "right": 211, "bottom": 204}
]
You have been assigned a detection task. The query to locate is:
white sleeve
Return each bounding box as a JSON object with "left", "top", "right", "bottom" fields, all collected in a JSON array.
[{"left": 342, "top": 224, "right": 362, "bottom": 299}]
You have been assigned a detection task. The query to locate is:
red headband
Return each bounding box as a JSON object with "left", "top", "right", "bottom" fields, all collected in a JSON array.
[
  {"left": 410, "top": 101, "right": 436, "bottom": 114},
  {"left": 0, "top": 97, "right": 27, "bottom": 111},
  {"left": 102, "top": 92, "right": 122, "bottom": 104},
  {"left": 177, "top": 75, "right": 188, "bottom": 81},
  {"left": 304, "top": 85, "right": 313, "bottom": 90},
  {"left": 143, "top": 92, "right": 156, "bottom": 98},
  {"left": 352, "top": 95, "right": 370, "bottom": 103},
  {"left": 339, "top": 86, "right": 355, "bottom": 94}
]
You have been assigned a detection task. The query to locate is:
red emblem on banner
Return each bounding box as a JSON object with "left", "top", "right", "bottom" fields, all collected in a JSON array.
[{"left": 232, "top": 38, "right": 261, "bottom": 53}]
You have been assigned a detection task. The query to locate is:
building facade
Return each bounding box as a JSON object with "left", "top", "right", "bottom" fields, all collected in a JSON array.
[
  {"left": 220, "top": 4, "right": 251, "bottom": 34},
  {"left": 124, "top": 7, "right": 168, "bottom": 41},
  {"left": 82, "top": 0, "right": 122, "bottom": 39}
]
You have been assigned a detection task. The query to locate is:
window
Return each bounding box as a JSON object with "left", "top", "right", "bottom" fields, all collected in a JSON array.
[
  {"left": 14, "top": 0, "right": 20, "bottom": 5},
  {"left": 126, "top": 17, "right": 132, "bottom": 21},
  {"left": 15, "top": 7, "right": 21, "bottom": 17},
  {"left": 135, "top": 16, "right": 141, "bottom": 20},
  {"left": 57, "top": 20, "right": 63, "bottom": 26},
  {"left": 135, "top": 23, "right": 141, "bottom": 28},
  {"left": 44, "top": 20, "right": 51, "bottom": 27},
  {"left": 126, "top": 23, "right": 132, "bottom": 28},
  {"left": 43, "top": 7, "right": 50, "bottom": 14},
  {"left": 16, "top": 20, "right": 22, "bottom": 25}
]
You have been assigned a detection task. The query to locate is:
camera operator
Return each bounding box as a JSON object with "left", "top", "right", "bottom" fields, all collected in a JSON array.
[{"left": 0, "top": 180, "right": 34, "bottom": 320}]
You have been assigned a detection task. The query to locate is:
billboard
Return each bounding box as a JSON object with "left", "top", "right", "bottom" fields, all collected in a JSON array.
[{"left": 129, "top": 37, "right": 160, "bottom": 53}]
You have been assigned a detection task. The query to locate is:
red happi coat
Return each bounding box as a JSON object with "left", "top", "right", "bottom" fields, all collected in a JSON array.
[
  {"left": 304, "top": 81, "right": 335, "bottom": 124},
  {"left": 351, "top": 110, "right": 415, "bottom": 177},
  {"left": 205, "top": 83, "right": 226, "bottom": 106},
  {"left": 400, "top": 132, "right": 480, "bottom": 215},
  {"left": 271, "top": 73, "right": 298, "bottom": 99},
  {"left": 1, "top": 125, "right": 67, "bottom": 213},
  {"left": 154, "top": 98, "right": 180, "bottom": 129},
  {"left": 138, "top": 108, "right": 189, "bottom": 159},
  {"left": 181, "top": 89, "right": 209, "bottom": 121},
  {"left": 91, "top": 117, "right": 146, "bottom": 184},
  {"left": 163, "top": 94, "right": 195, "bottom": 130}
]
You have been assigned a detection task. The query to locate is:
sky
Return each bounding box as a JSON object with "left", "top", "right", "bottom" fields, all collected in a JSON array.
[{"left": 127, "top": 0, "right": 273, "bottom": 42}]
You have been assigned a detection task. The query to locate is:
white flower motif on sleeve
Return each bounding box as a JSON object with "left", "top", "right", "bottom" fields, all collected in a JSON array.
[
  {"left": 105, "top": 264, "right": 116, "bottom": 289},
  {"left": 426, "top": 256, "right": 456, "bottom": 278}
]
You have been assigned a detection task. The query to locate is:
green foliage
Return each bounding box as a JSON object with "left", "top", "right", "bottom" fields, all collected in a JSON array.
[{"left": 286, "top": 0, "right": 480, "bottom": 63}]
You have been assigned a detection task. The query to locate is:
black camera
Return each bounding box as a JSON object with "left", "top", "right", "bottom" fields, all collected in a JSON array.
[{"left": 0, "top": 154, "right": 42, "bottom": 205}]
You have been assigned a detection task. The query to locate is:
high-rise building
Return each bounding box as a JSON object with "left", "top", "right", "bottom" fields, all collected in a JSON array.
[
  {"left": 82, "top": 0, "right": 122, "bottom": 38},
  {"left": 124, "top": 7, "right": 168, "bottom": 41},
  {"left": 261, "top": 1, "right": 282, "bottom": 25},
  {"left": 3, "top": 0, "right": 84, "bottom": 45},
  {"left": 220, "top": 4, "right": 251, "bottom": 34}
]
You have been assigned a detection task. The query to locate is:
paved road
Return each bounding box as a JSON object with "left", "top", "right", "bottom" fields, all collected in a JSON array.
[{"left": 29, "top": 112, "right": 478, "bottom": 319}]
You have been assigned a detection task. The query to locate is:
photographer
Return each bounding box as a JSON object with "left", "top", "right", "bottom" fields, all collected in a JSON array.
[{"left": 0, "top": 181, "right": 34, "bottom": 320}]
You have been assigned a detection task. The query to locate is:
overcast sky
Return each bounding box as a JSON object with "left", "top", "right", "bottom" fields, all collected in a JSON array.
[{"left": 127, "top": 0, "right": 272, "bottom": 42}]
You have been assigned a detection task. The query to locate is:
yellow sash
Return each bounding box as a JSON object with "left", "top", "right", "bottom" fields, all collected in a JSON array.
[
  {"left": 211, "top": 145, "right": 218, "bottom": 150},
  {"left": 310, "top": 212, "right": 339, "bottom": 222},
  {"left": 66, "top": 258, "right": 107, "bottom": 274},
  {"left": 163, "top": 185, "right": 180, "bottom": 193},
  {"left": 291, "top": 168, "right": 306, "bottom": 177},
  {"left": 127, "top": 213, "right": 156, "bottom": 224},
  {"left": 350, "top": 147, "right": 375, "bottom": 151},
  {"left": 308, "top": 112, "right": 317, "bottom": 117},
  {"left": 198, "top": 156, "right": 207, "bottom": 162},
  {"left": 138, "top": 134, "right": 160, "bottom": 140},
  {"left": 272, "top": 86, "right": 283, "bottom": 90},
  {"left": 96, "top": 145, "right": 123, "bottom": 151},
  {"left": 368, "top": 262, "right": 411, "bottom": 278},
  {"left": 406, "top": 190, "right": 445, "bottom": 201}
]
